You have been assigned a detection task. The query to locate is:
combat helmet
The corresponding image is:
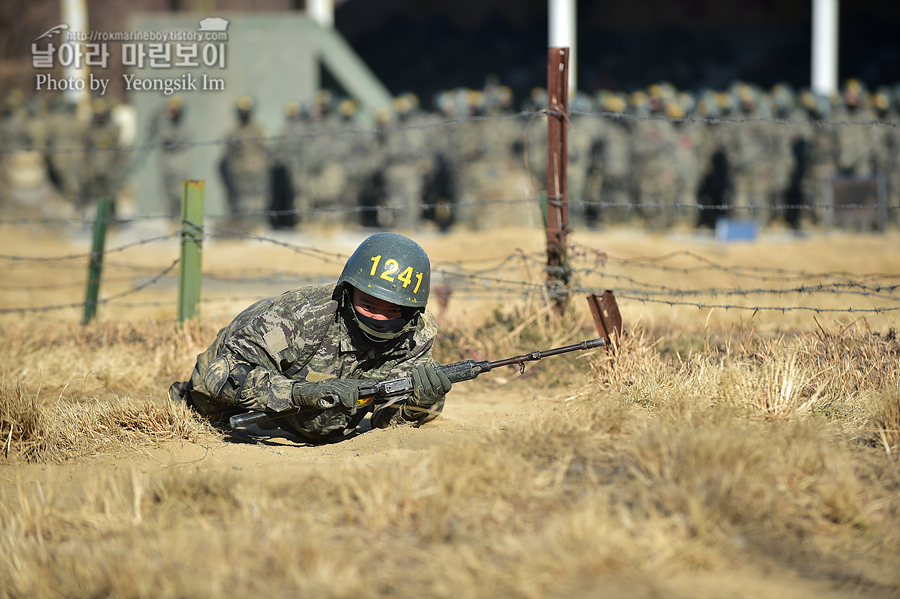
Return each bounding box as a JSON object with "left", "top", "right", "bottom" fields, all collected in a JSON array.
[
  {"left": 167, "top": 95, "right": 185, "bottom": 121},
  {"left": 236, "top": 95, "right": 254, "bottom": 123},
  {"left": 91, "top": 97, "right": 111, "bottom": 122},
  {"left": 871, "top": 86, "right": 891, "bottom": 117},
  {"left": 283, "top": 100, "right": 302, "bottom": 121},
  {"left": 336, "top": 232, "right": 431, "bottom": 309}
]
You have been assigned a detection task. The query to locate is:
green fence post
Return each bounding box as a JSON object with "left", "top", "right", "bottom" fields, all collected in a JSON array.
[
  {"left": 83, "top": 197, "right": 111, "bottom": 324},
  {"left": 177, "top": 180, "right": 205, "bottom": 323}
]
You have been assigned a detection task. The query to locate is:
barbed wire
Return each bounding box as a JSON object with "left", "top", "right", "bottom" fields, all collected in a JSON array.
[
  {"left": 0, "top": 259, "right": 178, "bottom": 314},
  {"left": 3, "top": 195, "right": 897, "bottom": 228},
  {"left": 567, "top": 270, "right": 900, "bottom": 301},
  {"left": 604, "top": 292, "right": 900, "bottom": 314},
  {"left": 569, "top": 245, "right": 900, "bottom": 283},
  {"left": 567, "top": 109, "right": 900, "bottom": 129},
  {"left": 0, "top": 232, "right": 179, "bottom": 262},
  {"left": 2, "top": 216, "right": 898, "bottom": 316}
]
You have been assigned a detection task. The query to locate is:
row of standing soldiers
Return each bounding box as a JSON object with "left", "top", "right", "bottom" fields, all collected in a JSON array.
[
  {"left": 568, "top": 79, "right": 900, "bottom": 230},
  {"left": 209, "top": 80, "right": 900, "bottom": 232},
  {"left": 205, "top": 89, "right": 538, "bottom": 232},
  {"left": 6, "top": 79, "right": 898, "bottom": 231},
  {"left": 0, "top": 91, "right": 128, "bottom": 216}
]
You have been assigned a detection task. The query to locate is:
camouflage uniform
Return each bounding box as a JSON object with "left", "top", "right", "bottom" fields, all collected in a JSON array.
[
  {"left": 726, "top": 84, "right": 773, "bottom": 223},
  {"left": 377, "top": 96, "right": 431, "bottom": 230},
  {"left": 631, "top": 89, "right": 680, "bottom": 229},
  {"left": 221, "top": 96, "right": 269, "bottom": 227},
  {"left": 81, "top": 99, "right": 124, "bottom": 213},
  {"left": 182, "top": 283, "right": 441, "bottom": 442},
  {"left": 667, "top": 94, "right": 703, "bottom": 227},
  {"left": 798, "top": 91, "right": 838, "bottom": 225},
  {"left": 159, "top": 97, "right": 190, "bottom": 217},
  {"left": 47, "top": 101, "right": 85, "bottom": 206},
  {"left": 834, "top": 81, "right": 875, "bottom": 179},
  {"left": 872, "top": 88, "right": 900, "bottom": 225}
]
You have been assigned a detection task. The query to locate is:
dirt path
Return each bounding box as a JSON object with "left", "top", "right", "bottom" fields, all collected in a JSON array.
[{"left": 141, "top": 379, "right": 558, "bottom": 470}]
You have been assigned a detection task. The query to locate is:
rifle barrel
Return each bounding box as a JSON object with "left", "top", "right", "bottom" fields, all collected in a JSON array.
[{"left": 488, "top": 338, "right": 606, "bottom": 369}]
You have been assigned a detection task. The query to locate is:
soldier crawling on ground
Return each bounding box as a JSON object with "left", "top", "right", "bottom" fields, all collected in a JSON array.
[{"left": 168, "top": 232, "right": 452, "bottom": 443}]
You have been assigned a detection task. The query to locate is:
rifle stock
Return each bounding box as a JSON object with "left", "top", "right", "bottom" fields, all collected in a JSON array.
[{"left": 228, "top": 337, "right": 606, "bottom": 429}]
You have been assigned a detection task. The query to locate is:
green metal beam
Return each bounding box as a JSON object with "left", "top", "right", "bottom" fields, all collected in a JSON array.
[
  {"left": 83, "top": 197, "right": 111, "bottom": 325},
  {"left": 177, "top": 180, "right": 205, "bottom": 323}
]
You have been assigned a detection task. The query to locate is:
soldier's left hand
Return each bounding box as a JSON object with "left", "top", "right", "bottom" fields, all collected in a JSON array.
[{"left": 410, "top": 362, "right": 452, "bottom": 409}]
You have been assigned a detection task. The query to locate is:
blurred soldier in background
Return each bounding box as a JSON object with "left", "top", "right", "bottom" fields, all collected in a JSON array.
[
  {"left": 311, "top": 96, "right": 367, "bottom": 227},
  {"left": 303, "top": 90, "right": 362, "bottom": 227},
  {"left": 668, "top": 90, "right": 703, "bottom": 226},
  {"left": 632, "top": 84, "right": 679, "bottom": 229},
  {"left": 767, "top": 83, "right": 800, "bottom": 227},
  {"left": 583, "top": 91, "right": 632, "bottom": 227},
  {"left": 25, "top": 96, "right": 51, "bottom": 157},
  {"left": 834, "top": 79, "right": 875, "bottom": 179},
  {"left": 270, "top": 100, "right": 303, "bottom": 230},
  {"left": 871, "top": 86, "right": 900, "bottom": 225},
  {"left": 798, "top": 89, "right": 838, "bottom": 224},
  {"left": 220, "top": 95, "right": 269, "bottom": 229},
  {"left": 567, "top": 91, "right": 598, "bottom": 227},
  {"left": 421, "top": 89, "right": 465, "bottom": 232},
  {"left": 694, "top": 91, "right": 731, "bottom": 228},
  {"left": 376, "top": 93, "right": 430, "bottom": 230},
  {"left": 331, "top": 98, "right": 374, "bottom": 225},
  {"left": 0, "top": 90, "right": 31, "bottom": 152},
  {"left": 727, "top": 82, "right": 772, "bottom": 223},
  {"left": 0, "top": 90, "right": 42, "bottom": 195},
  {"left": 81, "top": 97, "right": 124, "bottom": 216},
  {"left": 46, "top": 97, "right": 85, "bottom": 207},
  {"left": 454, "top": 88, "right": 495, "bottom": 229},
  {"left": 160, "top": 95, "right": 190, "bottom": 217},
  {"left": 475, "top": 79, "right": 534, "bottom": 230}
]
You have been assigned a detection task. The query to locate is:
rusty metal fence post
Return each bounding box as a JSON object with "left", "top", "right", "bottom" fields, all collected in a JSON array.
[
  {"left": 546, "top": 46, "right": 570, "bottom": 313},
  {"left": 586, "top": 291, "right": 623, "bottom": 349}
]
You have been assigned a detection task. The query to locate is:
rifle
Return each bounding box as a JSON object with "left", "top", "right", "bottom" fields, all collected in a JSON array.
[{"left": 228, "top": 337, "right": 607, "bottom": 429}]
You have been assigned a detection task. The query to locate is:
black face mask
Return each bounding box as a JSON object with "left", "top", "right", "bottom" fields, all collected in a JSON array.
[
  {"left": 338, "top": 287, "right": 418, "bottom": 343},
  {"left": 354, "top": 311, "right": 409, "bottom": 338}
]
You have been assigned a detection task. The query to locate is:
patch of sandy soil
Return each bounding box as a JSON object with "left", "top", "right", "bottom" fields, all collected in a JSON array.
[
  {"left": 7, "top": 380, "right": 896, "bottom": 599},
  {"left": 143, "top": 379, "right": 554, "bottom": 471}
]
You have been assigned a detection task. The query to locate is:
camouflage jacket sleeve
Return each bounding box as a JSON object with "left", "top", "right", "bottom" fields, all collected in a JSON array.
[
  {"left": 369, "top": 310, "right": 444, "bottom": 429},
  {"left": 191, "top": 286, "right": 337, "bottom": 413}
]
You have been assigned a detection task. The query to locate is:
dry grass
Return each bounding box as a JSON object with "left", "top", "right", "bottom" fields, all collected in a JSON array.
[
  {"left": 0, "top": 375, "right": 216, "bottom": 463},
  {"left": 1, "top": 312, "right": 899, "bottom": 598},
  {"left": 1, "top": 226, "right": 900, "bottom": 597}
]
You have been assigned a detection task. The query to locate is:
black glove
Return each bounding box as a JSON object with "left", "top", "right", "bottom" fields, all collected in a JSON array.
[
  {"left": 409, "top": 362, "right": 452, "bottom": 410},
  {"left": 292, "top": 378, "right": 362, "bottom": 415}
]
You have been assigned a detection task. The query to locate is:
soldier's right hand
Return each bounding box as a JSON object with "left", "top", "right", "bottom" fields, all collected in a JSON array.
[{"left": 292, "top": 378, "right": 361, "bottom": 415}]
